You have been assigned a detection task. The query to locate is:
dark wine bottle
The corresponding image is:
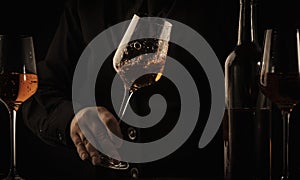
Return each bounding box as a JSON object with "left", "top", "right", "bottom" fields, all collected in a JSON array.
[{"left": 223, "top": 0, "right": 272, "bottom": 179}]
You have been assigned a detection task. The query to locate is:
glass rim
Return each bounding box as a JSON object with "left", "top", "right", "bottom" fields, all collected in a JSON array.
[
  {"left": 264, "top": 27, "right": 300, "bottom": 32},
  {"left": 132, "top": 14, "right": 173, "bottom": 28}
]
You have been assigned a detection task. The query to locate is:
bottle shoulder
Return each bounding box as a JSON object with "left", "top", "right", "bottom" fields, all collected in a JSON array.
[
  {"left": 235, "top": 42, "right": 261, "bottom": 51},
  {"left": 225, "top": 42, "right": 262, "bottom": 65}
]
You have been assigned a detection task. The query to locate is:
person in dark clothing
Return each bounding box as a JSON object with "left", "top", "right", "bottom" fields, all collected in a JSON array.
[{"left": 21, "top": 0, "right": 230, "bottom": 179}]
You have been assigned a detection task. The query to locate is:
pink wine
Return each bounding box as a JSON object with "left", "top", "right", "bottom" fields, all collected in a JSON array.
[{"left": 0, "top": 72, "right": 38, "bottom": 110}]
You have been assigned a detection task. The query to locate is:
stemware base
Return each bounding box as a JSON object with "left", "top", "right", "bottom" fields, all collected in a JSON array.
[
  {"left": 99, "top": 155, "right": 129, "bottom": 170},
  {"left": 2, "top": 169, "right": 25, "bottom": 180}
]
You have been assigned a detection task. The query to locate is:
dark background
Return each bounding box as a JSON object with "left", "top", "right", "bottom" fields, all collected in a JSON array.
[
  {"left": 0, "top": 1, "right": 66, "bottom": 61},
  {"left": 0, "top": 0, "right": 300, "bottom": 179}
]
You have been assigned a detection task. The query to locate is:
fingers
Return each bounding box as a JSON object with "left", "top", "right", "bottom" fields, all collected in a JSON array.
[
  {"left": 84, "top": 140, "right": 102, "bottom": 165},
  {"left": 70, "top": 118, "right": 102, "bottom": 165},
  {"left": 97, "top": 134, "right": 121, "bottom": 161},
  {"left": 87, "top": 122, "right": 121, "bottom": 161},
  {"left": 72, "top": 132, "right": 102, "bottom": 165},
  {"left": 97, "top": 107, "right": 123, "bottom": 148},
  {"left": 73, "top": 134, "right": 89, "bottom": 161},
  {"left": 70, "top": 106, "right": 124, "bottom": 166},
  {"left": 70, "top": 120, "right": 89, "bottom": 161}
]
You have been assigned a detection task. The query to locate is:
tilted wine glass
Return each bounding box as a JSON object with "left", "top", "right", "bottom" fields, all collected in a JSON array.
[
  {"left": 113, "top": 14, "right": 172, "bottom": 121},
  {"left": 259, "top": 28, "right": 300, "bottom": 180},
  {"left": 0, "top": 35, "right": 38, "bottom": 180},
  {"left": 110, "top": 14, "right": 172, "bottom": 171}
]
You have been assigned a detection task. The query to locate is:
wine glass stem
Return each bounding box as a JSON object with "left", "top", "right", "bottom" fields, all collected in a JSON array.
[
  {"left": 9, "top": 109, "right": 19, "bottom": 175},
  {"left": 118, "top": 89, "right": 127, "bottom": 120},
  {"left": 118, "top": 88, "right": 133, "bottom": 122},
  {"left": 281, "top": 109, "right": 291, "bottom": 180}
]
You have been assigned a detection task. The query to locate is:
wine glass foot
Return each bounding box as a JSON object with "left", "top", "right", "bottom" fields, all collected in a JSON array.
[
  {"left": 100, "top": 155, "right": 129, "bottom": 170},
  {"left": 106, "top": 161, "right": 129, "bottom": 170},
  {"left": 2, "top": 169, "right": 25, "bottom": 180}
]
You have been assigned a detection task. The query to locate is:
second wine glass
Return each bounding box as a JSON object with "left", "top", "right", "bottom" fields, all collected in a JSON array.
[
  {"left": 0, "top": 35, "right": 38, "bottom": 180},
  {"left": 259, "top": 28, "right": 300, "bottom": 180}
]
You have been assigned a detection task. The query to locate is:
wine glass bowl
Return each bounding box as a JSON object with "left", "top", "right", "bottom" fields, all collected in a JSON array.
[
  {"left": 0, "top": 35, "right": 38, "bottom": 111},
  {"left": 113, "top": 38, "right": 169, "bottom": 93},
  {"left": 113, "top": 14, "right": 172, "bottom": 119},
  {"left": 260, "top": 28, "right": 300, "bottom": 110},
  {"left": 259, "top": 28, "right": 300, "bottom": 180},
  {"left": 0, "top": 35, "right": 38, "bottom": 180}
]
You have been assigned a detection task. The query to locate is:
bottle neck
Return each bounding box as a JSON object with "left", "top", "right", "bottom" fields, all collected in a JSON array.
[{"left": 237, "top": 1, "right": 258, "bottom": 45}]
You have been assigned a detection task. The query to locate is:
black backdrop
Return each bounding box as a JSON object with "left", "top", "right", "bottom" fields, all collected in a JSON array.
[
  {"left": 1, "top": 0, "right": 300, "bottom": 179},
  {"left": 0, "top": 1, "right": 66, "bottom": 61}
]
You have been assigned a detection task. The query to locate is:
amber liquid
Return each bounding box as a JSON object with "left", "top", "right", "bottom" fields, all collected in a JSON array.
[
  {"left": 114, "top": 38, "right": 168, "bottom": 93},
  {"left": 0, "top": 72, "right": 38, "bottom": 110},
  {"left": 114, "top": 38, "right": 168, "bottom": 119}
]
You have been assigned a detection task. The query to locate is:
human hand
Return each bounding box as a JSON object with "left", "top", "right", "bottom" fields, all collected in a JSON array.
[{"left": 70, "top": 106, "right": 123, "bottom": 166}]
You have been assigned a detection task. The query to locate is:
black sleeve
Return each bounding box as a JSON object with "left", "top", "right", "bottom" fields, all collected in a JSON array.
[{"left": 22, "top": 0, "right": 85, "bottom": 147}]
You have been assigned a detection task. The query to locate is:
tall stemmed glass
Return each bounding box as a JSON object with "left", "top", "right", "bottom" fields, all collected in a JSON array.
[
  {"left": 0, "top": 35, "right": 38, "bottom": 180},
  {"left": 259, "top": 28, "right": 300, "bottom": 180},
  {"left": 110, "top": 15, "right": 171, "bottom": 173},
  {"left": 113, "top": 14, "right": 172, "bottom": 121}
]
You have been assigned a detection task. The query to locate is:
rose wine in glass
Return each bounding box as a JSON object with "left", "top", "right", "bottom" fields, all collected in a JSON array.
[
  {"left": 0, "top": 35, "right": 38, "bottom": 180},
  {"left": 259, "top": 28, "right": 300, "bottom": 180}
]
